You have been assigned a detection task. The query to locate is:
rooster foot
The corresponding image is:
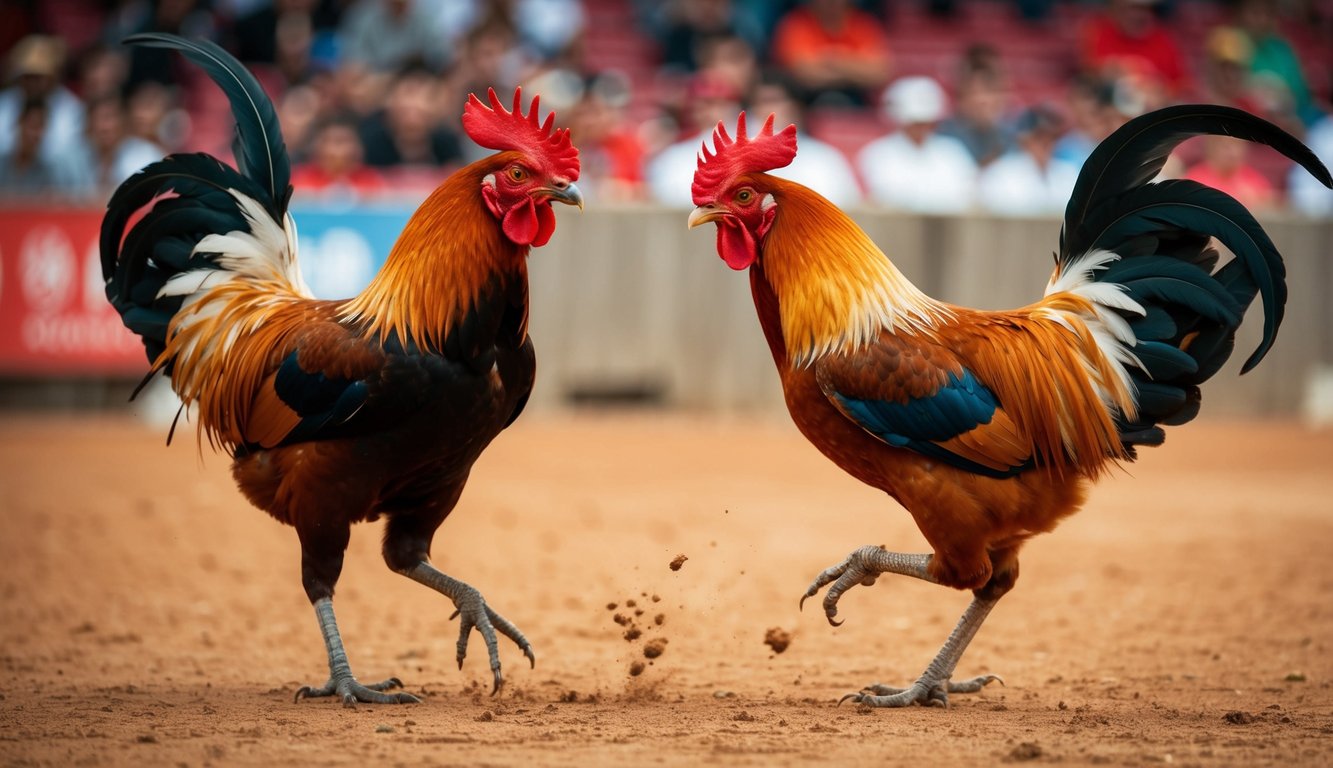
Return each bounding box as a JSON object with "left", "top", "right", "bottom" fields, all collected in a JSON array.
[
  {"left": 294, "top": 675, "right": 419, "bottom": 707},
  {"left": 839, "top": 675, "right": 1004, "bottom": 708},
  {"left": 447, "top": 586, "right": 536, "bottom": 695},
  {"left": 800, "top": 546, "right": 933, "bottom": 626}
]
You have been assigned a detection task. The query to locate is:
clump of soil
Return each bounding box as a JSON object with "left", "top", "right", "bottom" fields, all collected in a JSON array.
[
  {"left": 1006, "top": 742, "right": 1043, "bottom": 762},
  {"left": 763, "top": 627, "right": 791, "bottom": 654},
  {"left": 669, "top": 554, "right": 688, "bottom": 571},
  {"left": 643, "top": 638, "right": 668, "bottom": 659},
  {"left": 610, "top": 591, "right": 671, "bottom": 676},
  {"left": 1224, "top": 711, "right": 1256, "bottom": 725}
]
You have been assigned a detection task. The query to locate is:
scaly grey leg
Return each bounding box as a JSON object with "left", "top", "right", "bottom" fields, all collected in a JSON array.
[
  {"left": 403, "top": 562, "right": 534, "bottom": 694},
  {"left": 294, "top": 597, "right": 420, "bottom": 707}
]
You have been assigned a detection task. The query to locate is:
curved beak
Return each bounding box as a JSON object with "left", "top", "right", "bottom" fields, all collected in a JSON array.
[
  {"left": 687, "top": 203, "right": 723, "bottom": 229},
  {"left": 540, "top": 182, "right": 584, "bottom": 210}
]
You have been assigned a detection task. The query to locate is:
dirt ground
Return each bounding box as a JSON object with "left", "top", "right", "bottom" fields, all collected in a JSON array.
[{"left": 1, "top": 412, "right": 1331, "bottom": 766}]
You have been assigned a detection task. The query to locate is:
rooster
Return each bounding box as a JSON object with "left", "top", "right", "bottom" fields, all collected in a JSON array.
[
  {"left": 688, "top": 108, "right": 1331, "bottom": 707},
  {"left": 101, "top": 35, "right": 582, "bottom": 705}
]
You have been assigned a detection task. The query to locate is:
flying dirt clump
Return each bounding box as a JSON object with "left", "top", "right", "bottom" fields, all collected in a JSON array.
[
  {"left": 764, "top": 627, "right": 791, "bottom": 654},
  {"left": 643, "top": 638, "right": 668, "bottom": 659},
  {"left": 669, "top": 554, "right": 688, "bottom": 571},
  {"left": 610, "top": 592, "right": 671, "bottom": 677}
]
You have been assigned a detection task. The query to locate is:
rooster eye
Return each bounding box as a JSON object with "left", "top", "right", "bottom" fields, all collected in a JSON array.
[
  {"left": 509, "top": 166, "right": 527, "bottom": 182},
  {"left": 736, "top": 189, "right": 753, "bottom": 204}
]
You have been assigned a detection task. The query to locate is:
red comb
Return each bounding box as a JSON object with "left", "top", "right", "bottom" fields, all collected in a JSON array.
[
  {"left": 692, "top": 112, "right": 797, "bottom": 204},
  {"left": 463, "top": 87, "right": 579, "bottom": 179}
]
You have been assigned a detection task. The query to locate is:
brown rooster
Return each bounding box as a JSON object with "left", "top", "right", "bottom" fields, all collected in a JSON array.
[
  {"left": 101, "top": 35, "right": 582, "bottom": 705},
  {"left": 688, "top": 109, "right": 1330, "bottom": 707}
]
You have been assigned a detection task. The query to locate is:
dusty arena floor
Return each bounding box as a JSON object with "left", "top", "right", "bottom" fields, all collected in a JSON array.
[{"left": 1, "top": 413, "right": 1331, "bottom": 766}]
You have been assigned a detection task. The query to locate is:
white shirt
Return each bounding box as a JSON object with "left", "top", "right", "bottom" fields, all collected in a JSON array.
[
  {"left": 647, "top": 130, "right": 863, "bottom": 208},
  {"left": 1289, "top": 115, "right": 1333, "bottom": 217},
  {"left": 857, "top": 131, "right": 977, "bottom": 214},
  {"left": 976, "top": 150, "right": 1080, "bottom": 217}
]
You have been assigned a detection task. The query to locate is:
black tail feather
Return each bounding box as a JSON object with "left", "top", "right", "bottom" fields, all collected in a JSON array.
[
  {"left": 121, "top": 33, "right": 291, "bottom": 214},
  {"left": 1054, "top": 105, "right": 1332, "bottom": 447},
  {"left": 101, "top": 36, "right": 292, "bottom": 373}
]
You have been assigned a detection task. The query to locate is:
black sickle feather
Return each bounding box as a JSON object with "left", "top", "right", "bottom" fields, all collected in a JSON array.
[
  {"left": 122, "top": 33, "right": 292, "bottom": 215},
  {"left": 1060, "top": 104, "right": 1331, "bottom": 262}
]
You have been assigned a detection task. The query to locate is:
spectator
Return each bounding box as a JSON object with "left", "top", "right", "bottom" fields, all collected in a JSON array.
[
  {"left": 857, "top": 76, "right": 977, "bottom": 214},
  {"left": 563, "top": 71, "right": 647, "bottom": 203},
  {"left": 769, "top": 0, "right": 892, "bottom": 107},
  {"left": 453, "top": 18, "right": 536, "bottom": 124},
  {"left": 976, "top": 105, "right": 1080, "bottom": 216},
  {"left": 291, "top": 114, "right": 385, "bottom": 200},
  {"left": 646, "top": 70, "right": 744, "bottom": 206},
  {"left": 1232, "top": 0, "right": 1316, "bottom": 125},
  {"left": 120, "top": 0, "right": 218, "bottom": 91},
  {"left": 512, "top": 0, "right": 587, "bottom": 61},
  {"left": 232, "top": 0, "right": 316, "bottom": 64},
  {"left": 1082, "top": 0, "right": 1190, "bottom": 101},
  {"left": 0, "top": 35, "right": 85, "bottom": 165},
  {"left": 1288, "top": 115, "right": 1333, "bottom": 216},
  {"left": 125, "top": 81, "right": 186, "bottom": 152},
  {"left": 358, "top": 66, "right": 462, "bottom": 168},
  {"left": 1184, "top": 135, "right": 1276, "bottom": 212},
  {"left": 72, "top": 94, "right": 166, "bottom": 197},
  {"left": 75, "top": 44, "right": 129, "bottom": 103},
  {"left": 339, "top": 0, "right": 449, "bottom": 73},
  {"left": 0, "top": 98, "right": 87, "bottom": 197},
  {"left": 936, "top": 45, "right": 1016, "bottom": 168},
  {"left": 749, "top": 74, "right": 862, "bottom": 206},
  {"left": 1053, "top": 75, "right": 1120, "bottom": 170},
  {"left": 1202, "top": 25, "right": 1303, "bottom": 134},
  {"left": 658, "top": 0, "right": 766, "bottom": 72}
]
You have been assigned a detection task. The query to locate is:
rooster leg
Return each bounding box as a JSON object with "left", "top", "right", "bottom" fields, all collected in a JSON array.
[
  {"left": 842, "top": 595, "right": 1003, "bottom": 708},
  {"left": 800, "top": 545, "right": 936, "bottom": 626},
  {"left": 293, "top": 526, "right": 418, "bottom": 706},
  {"left": 294, "top": 598, "right": 421, "bottom": 706},
  {"left": 402, "top": 562, "right": 535, "bottom": 695}
]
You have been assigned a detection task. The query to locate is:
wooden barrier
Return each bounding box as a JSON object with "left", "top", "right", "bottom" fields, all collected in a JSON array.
[{"left": 1, "top": 205, "right": 1327, "bottom": 418}]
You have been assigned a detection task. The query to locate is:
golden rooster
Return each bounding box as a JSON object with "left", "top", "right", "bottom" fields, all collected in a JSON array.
[
  {"left": 101, "top": 35, "right": 582, "bottom": 705},
  {"left": 688, "top": 109, "right": 1331, "bottom": 706}
]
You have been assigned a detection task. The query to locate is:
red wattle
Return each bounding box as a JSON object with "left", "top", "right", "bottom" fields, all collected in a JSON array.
[
  {"left": 716, "top": 219, "right": 756, "bottom": 270},
  {"left": 503, "top": 197, "right": 539, "bottom": 245},
  {"left": 530, "top": 201, "right": 556, "bottom": 247}
]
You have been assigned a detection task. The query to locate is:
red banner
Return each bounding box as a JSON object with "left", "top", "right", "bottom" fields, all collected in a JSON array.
[{"left": 0, "top": 209, "right": 149, "bottom": 375}]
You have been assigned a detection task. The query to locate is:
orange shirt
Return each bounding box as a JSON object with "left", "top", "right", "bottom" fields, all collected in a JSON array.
[{"left": 771, "top": 7, "right": 890, "bottom": 68}]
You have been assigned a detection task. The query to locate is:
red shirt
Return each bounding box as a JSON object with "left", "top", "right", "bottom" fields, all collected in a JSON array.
[
  {"left": 771, "top": 6, "right": 890, "bottom": 69},
  {"left": 291, "top": 164, "right": 386, "bottom": 196},
  {"left": 1083, "top": 15, "right": 1190, "bottom": 95},
  {"left": 1184, "top": 163, "right": 1276, "bottom": 210}
]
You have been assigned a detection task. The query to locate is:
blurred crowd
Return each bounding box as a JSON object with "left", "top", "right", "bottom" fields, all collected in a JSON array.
[{"left": 0, "top": 0, "right": 1330, "bottom": 215}]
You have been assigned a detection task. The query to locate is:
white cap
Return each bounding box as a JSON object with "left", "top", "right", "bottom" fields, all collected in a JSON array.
[{"left": 883, "top": 76, "right": 948, "bottom": 125}]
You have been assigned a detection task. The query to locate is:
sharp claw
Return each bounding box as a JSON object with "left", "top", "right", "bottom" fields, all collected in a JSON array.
[
  {"left": 827, "top": 616, "right": 843, "bottom": 627},
  {"left": 294, "top": 686, "right": 311, "bottom": 703},
  {"left": 386, "top": 677, "right": 403, "bottom": 690},
  {"left": 525, "top": 648, "right": 536, "bottom": 669},
  {"left": 449, "top": 610, "right": 460, "bottom": 621},
  {"left": 837, "top": 693, "right": 861, "bottom": 707}
]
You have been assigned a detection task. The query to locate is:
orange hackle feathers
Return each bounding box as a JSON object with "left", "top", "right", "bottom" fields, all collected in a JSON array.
[
  {"left": 756, "top": 180, "right": 948, "bottom": 364},
  {"left": 339, "top": 158, "right": 525, "bottom": 353},
  {"left": 463, "top": 87, "right": 579, "bottom": 181},
  {"left": 692, "top": 112, "right": 797, "bottom": 204}
]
